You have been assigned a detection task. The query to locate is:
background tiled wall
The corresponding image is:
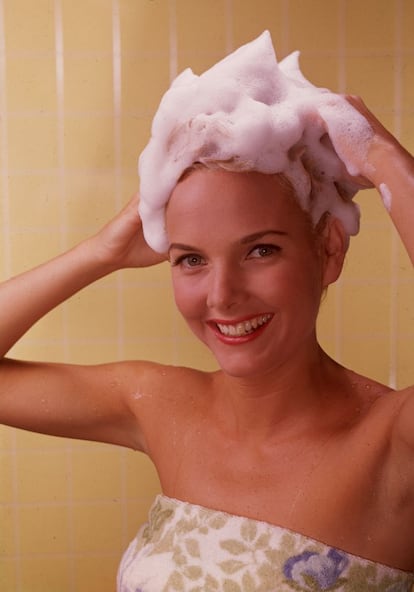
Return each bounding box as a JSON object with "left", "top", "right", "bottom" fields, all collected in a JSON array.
[{"left": 0, "top": 1, "right": 413, "bottom": 591}]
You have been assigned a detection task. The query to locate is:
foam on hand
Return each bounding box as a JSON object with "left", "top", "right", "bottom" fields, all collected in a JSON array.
[{"left": 138, "top": 31, "right": 373, "bottom": 253}]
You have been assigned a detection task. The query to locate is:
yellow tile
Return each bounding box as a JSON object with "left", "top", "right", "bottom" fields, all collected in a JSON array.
[
  {"left": 121, "top": 339, "right": 175, "bottom": 365},
  {"left": 8, "top": 173, "right": 61, "bottom": 229},
  {"left": 402, "top": 0, "right": 414, "bottom": 50},
  {"left": 62, "top": 0, "right": 113, "bottom": 53},
  {"left": 344, "top": 224, "right": 392, "bottom": 280},
  {"left": 63, "top": 116, "right": 116, "bottom": 169},
  {"left": 0, "top": 454, "right": 14, "bottom": 504},
  {"left": 16, "top": 450, "right": 69, "bottom": 504},
  {"left": 6, "top": 56, "right": 57, "bottom": 115},
  {"left": 20, "top": 557, "right": 72, "bottom": 592},
  {"left": 174, "top": 336, "right": 218, "bottom": 371},
  {"left": 355, "top": 187, "right": 391, "bottom": 225},
  {"left": 342, "top": 335, "right": 390, "bottom": 384},
  {"left": 121, "top": 116, "right": 152, "bottom": 171},
  {"left": 401, "top": 58, "right": 414, "bottom": 111},
  {"left": 177, "top": 52, "right": 225, "bottom": 78},
  {"left": 122, "top": 283, "right": 175, "bottom": 341},
  {"left": 7, "top": 115, "right": 58, "bottom": 170},
  {"left": 124, "top": 450, "right": 160, "bottom": 498},
  {"left": 0, "top": 559, "right": 17, "bottom": 591},
  {"left": 120, "top": 1, "right": 170, "bottom": 53},
  {"left": 19, "top": 504, "right": 70, "bottom": 554},
  {"left": 8, "top": 341, "right": 68, "bottom": 364},
  {"left": 345, "top": 56, "right": 394, "bottom": 108},
  {"left": 67, "top": 341, "right": 119, "bottom": 365},
  {"left": 0, "top": 505, "right": 16, "bottom": 556},
  {"left": 176, "top": 0, "right": 227, "bottom": 54},
  {"left": 344, "top": 0, "right": 395, "bottom": 50},
  {"left": 14, "top": 428, "right": 68, "bottom": 451},
  {"left": 232, "top": 0, "right": 284, "bottom": 50},
  {"left": 9, "top": 230, "right": 62, "bottom": 274},
  {"left": 0, "top": 425, "right": 15, "bottom": 450},
  {"left": 71, "top": 502, "right": 123, "bottom": 553},
  {"left": 3, "top": 0, "right": 56, "bottom": 52},
  {"left": 341, "top": 281, "right": 391, "bottom": 341},
  {"left": 71, "top": 448, "right": 122, "bottom": 501},
  {"left": 122, "top": 56, "right": 170, "bottom": 114},
  {"left": 397, "top": 335, "right": 414, "bottom": 389},
  {"left": 396, "top": 278, "right": 414, "bottom": 336},
  {"left": 400, "top": 113, "right": 414, "bottom": 155},
  {"left": 300, "top": 55, "right": 341, "bottom": 91},
  {"left": 289, "top": 0, "right": 340, "bottom": 52},
  {"left": 125, "top": 498, "right": 153, "bottom": 540},
  {"left": 73, "top": 554, "right": 119, "bottom": 592},
  {"left": 64, "top": 56, "right": 114, "bottom": 112},
  {"left": 63, "top": 173, "right": 117, "bottom": 231},
  {"left": 66, "top": 284, "right": 118, "bottom": 341}
]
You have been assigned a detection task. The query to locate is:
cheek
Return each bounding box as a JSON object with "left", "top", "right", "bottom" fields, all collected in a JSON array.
[{"left": 171, "top": 275, "right": 204, "bottom": 321}]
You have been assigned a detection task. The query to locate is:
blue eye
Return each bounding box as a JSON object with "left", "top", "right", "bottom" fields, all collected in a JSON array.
[{"left": 248, "top": 244, "right": 280, "bottom": 258}]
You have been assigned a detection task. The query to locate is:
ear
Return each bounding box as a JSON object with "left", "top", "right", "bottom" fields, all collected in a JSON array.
[{"left": 320, "top": 215, "right": 348, "bottom": 287}]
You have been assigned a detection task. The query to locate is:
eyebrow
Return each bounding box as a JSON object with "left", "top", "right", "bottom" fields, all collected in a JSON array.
[
  {"left": 169, "top": 230, "right": 288, "bottom": 253},
  {"left": 240, "top": 230, "right": 288, "bottom": 244}
]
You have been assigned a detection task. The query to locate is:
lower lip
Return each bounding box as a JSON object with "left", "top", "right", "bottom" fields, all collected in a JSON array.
[{"left": 208, "top": 320, "right": 271, "bottom": 345}]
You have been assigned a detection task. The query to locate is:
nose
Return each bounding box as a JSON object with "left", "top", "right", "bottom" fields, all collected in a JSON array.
[{"left": 206, "top": 264, "right": 243, "bottom": 311}]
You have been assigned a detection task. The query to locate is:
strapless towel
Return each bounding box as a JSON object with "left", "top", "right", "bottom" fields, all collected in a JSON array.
[{"left": 117, "top": 494, "right": 414, "bottom": 592}]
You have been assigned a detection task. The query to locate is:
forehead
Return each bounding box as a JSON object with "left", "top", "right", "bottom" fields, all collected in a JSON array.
[{"left": 166, "top": 168, "right": 311, "bottom": 238}]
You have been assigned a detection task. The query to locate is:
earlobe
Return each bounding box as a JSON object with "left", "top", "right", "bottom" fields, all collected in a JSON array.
[{"left": 321, "top": 216, "right": 348, "bottom": 287}]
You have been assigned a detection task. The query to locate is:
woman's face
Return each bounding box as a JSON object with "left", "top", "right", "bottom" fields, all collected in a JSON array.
[{"left": 166, "top": 168, "right": 336, "bottom": 379}]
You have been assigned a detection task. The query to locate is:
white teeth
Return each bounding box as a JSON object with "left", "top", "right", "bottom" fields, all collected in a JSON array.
[{"left": 216, "top": 314, "right": 272, "bottom": 337}]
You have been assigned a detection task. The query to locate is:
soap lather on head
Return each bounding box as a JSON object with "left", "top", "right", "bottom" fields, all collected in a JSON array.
[{"left": 138, "top": 30, "right": 374, "bottom": 254}]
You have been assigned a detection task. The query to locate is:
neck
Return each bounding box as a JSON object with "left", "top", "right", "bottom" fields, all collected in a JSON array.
[{"left": 213, "top": 345, "right": 345, "bottom": 440}]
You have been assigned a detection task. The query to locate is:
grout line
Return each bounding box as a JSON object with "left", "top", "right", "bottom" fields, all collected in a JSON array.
[
  {"left": 112, "top": 0, "right": 125, "bottom": 362},
  {"left": 111, "top": 0, "right": 129, "bottom": 554},
  {"left": 54, "top": 0, "right": 70, "bottom": 362},
  {"left": 54, "top": 4, "right": 76, "bottom": 590}
]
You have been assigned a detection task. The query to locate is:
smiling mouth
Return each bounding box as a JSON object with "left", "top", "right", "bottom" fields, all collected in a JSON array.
[{"left": 215, "top": 314, "right": 272, "bottom": 337}]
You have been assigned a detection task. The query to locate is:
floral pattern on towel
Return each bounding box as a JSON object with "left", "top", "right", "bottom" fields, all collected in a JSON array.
[{"left": 117, "top": 495, "right": 414, "bottom": 592}]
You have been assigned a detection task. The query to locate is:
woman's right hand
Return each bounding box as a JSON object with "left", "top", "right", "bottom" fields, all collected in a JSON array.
[{"left": 91, "top": 194, "right": 167, "bottom": 271}]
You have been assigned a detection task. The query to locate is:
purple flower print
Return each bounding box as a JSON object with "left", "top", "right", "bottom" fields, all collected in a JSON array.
[{"left": 283, "top": 548, "right": 349, "bottom": 590}]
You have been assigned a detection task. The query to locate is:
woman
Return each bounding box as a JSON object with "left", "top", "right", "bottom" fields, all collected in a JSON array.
[{"left": 1, "top": 34, "right": 414, "bottom": 591}]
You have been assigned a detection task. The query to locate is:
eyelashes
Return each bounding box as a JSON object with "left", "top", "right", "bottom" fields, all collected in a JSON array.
[
  {"left": 170, "top": 253, "right": 205, "bottom": 268},
  {"left": 247, "top": 244, "right": 281, "bottom": 258}
]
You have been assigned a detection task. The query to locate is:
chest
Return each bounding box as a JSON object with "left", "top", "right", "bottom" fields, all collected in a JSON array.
[{"left": 153, "top": 421, "right": 414, "bottom": 570}]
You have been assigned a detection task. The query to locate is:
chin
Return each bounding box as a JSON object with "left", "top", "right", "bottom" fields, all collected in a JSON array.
[{"left": 212, "top": 349, "right": 280, "bottom": 380}]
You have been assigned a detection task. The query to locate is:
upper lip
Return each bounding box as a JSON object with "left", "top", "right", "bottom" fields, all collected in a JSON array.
[{"left": 208, "top": 313, "right": 273, "bottom": 325}]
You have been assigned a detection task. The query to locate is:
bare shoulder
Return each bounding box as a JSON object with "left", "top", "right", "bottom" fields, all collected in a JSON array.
[
  {"left": 388, "top": 384, "right": 414, "bottom": 450},
  {"left": 122, "top": 360, "right": 214, "bottom": 401},
  {"left": 120, "top": 360, "right": 215, "bottom": 451}
]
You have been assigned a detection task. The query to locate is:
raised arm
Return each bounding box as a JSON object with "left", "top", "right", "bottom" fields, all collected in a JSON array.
[
  {"left": 328, "top": 96, "right": 414, "bottom": 265},
  {"left": 0, "top": 195, "right": 166, "bottom": 450}
]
